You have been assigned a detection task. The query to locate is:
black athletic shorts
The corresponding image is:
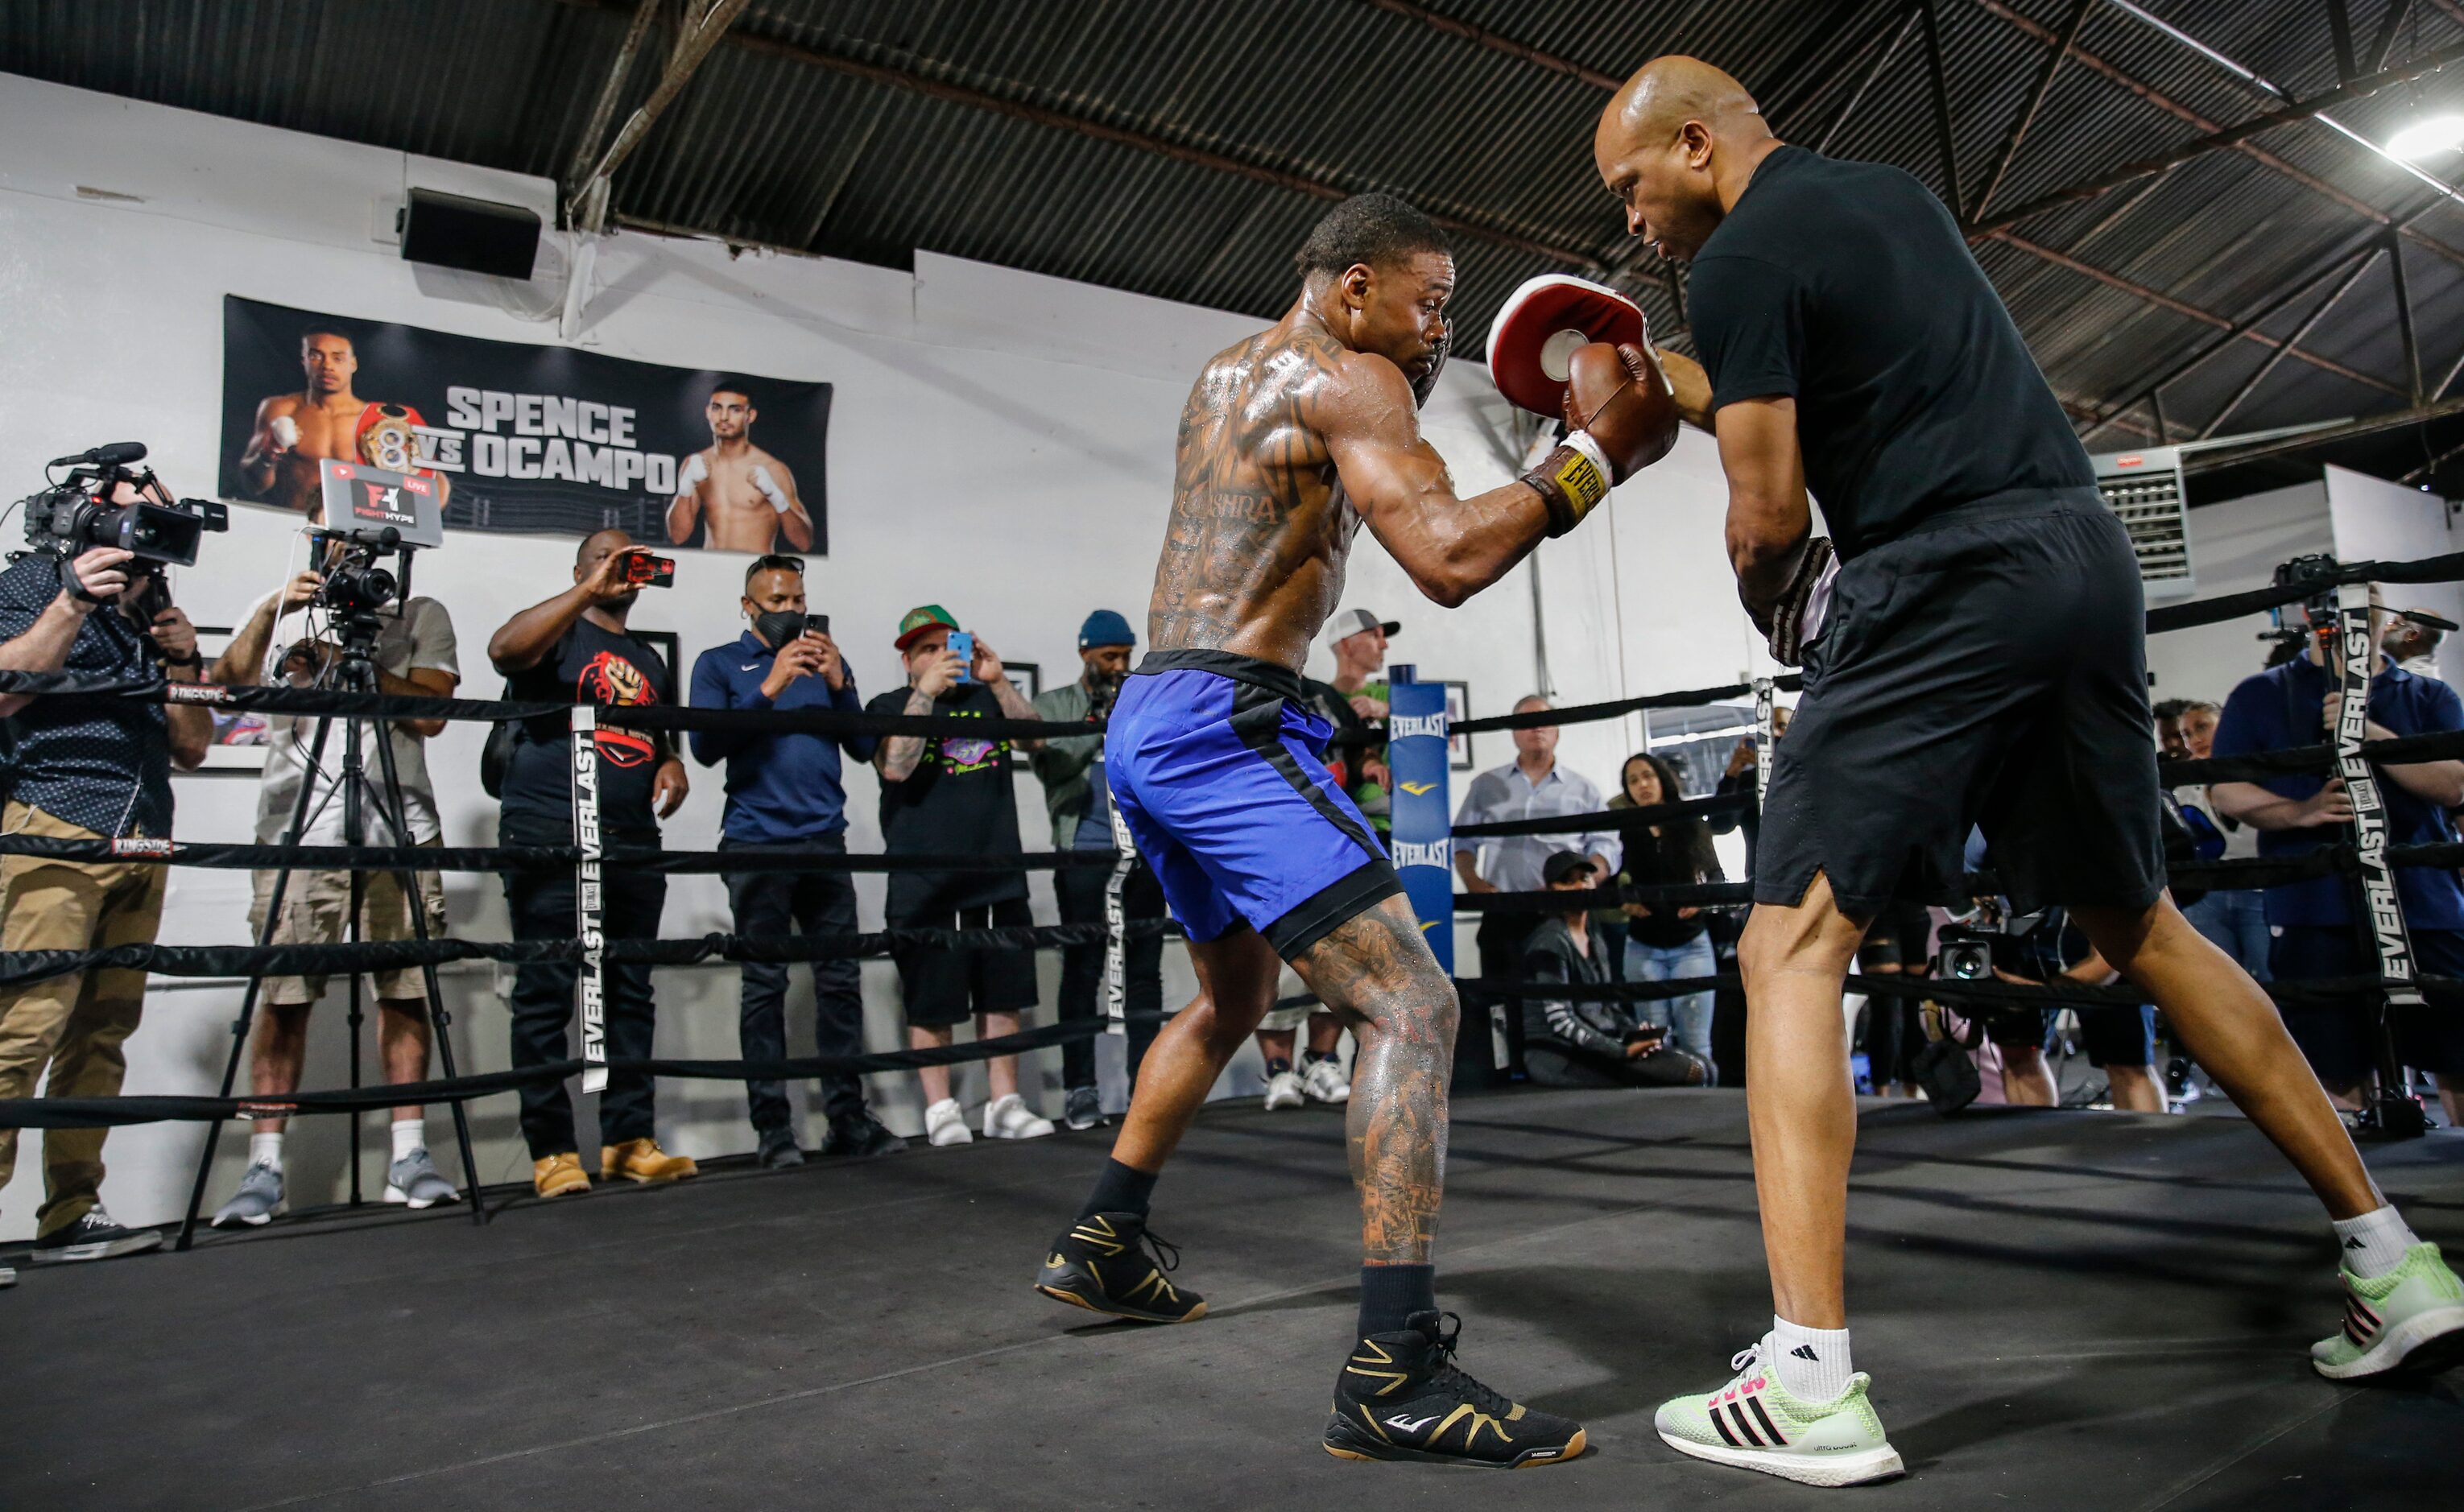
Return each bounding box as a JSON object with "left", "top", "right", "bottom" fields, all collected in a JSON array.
[
  {"left": 1759, "top": 489, "right": 2166, "bottom": 919},
  {"left": 891, "top": 896, "right": 1039, "bottom": 1028}
]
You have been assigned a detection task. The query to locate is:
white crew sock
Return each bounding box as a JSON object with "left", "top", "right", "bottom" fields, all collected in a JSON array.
[
  {"left": 391, "top": 1117, "right": 426, "bottom": 1164},
  {"left": 1771, "top": 1316, "right": 1853, "bottom": 1403},
  {"left": 2333, "top": 1205, "right": 2419, "bottom": 1279},
  {"left": 250, "top": 1130, "right": 285, "bottom": 1173}
]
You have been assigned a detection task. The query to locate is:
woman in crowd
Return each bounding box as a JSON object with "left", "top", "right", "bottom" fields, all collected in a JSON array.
[{"left": 1610, "top": 751, "right": 1724, "bottom": 1077}]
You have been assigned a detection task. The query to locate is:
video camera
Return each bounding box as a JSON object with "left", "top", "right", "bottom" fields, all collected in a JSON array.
[
  {"left": 19, "top": 442, "right": 227, "bottom": 568},
  {"left": 2273, "top": 552, "right": 2342, "bottom": 635},
  {"left": 1934, "top": 905, "right": 2065, "bottom": 985}
]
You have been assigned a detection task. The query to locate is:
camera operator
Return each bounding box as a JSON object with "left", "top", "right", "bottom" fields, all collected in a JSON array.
[
  {"left": 687, "top": 554, "right": 903, "bottom": 1167},
  {"left": 1952, "top": 898, "right": 2163, "bottom": 1112},
  {"left": 0, "top": 502, "right": 212, "bottom": 1262},
  {"left": 205, "top": 543, "right": 464, "bottom": 1227},
  {"left": 488, "top": 529, "right": 693, "bottom": 1199},
  {"left": 2210, "top": 590, "right": 2464, "bottom": 1122},
  {"left": 1030, "top": 610, "right": 1168, "bottom": 1130}
]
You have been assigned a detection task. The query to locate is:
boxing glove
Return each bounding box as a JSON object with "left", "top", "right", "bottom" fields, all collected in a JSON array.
[
  {"left": 268, "top": 415, "right": 300, "bottom": 453},
  {"left": 1759, "top": 536, "right": 1837, "bottom": 667},
  {"left": 751, "top": 463, "right": 790, "bottom": 514},
  {"left": 1519, "top": 342, "right": 1680, "bottom": 537},
  {"left": 678, "top": 452, "right": 709, "bottom": 490}
]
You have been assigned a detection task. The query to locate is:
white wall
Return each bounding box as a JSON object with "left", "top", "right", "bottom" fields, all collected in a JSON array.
[
  {"left": 2326, "top": 465, "right": 2464, "bottom": 679},
  {"left": 2144, "top": 481, "right": 2334, "bottom": 707},
  {"left": 0, "top": 74, "right": 1743, "bottom": 1237}
]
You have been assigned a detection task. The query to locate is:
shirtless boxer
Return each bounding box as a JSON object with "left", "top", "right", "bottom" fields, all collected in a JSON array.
[
  {"left": 665, "top": 384, "right": 814, "bottom": 552},
  {"left": 1591, "top": 57, "right": 2464, "bottom": 1487},
  {"left": 1030, "top": 192, "right": 1675, "bottom": 1469},
  {"left": 240, "top": 325, "right": 372, "bottom": 515}
]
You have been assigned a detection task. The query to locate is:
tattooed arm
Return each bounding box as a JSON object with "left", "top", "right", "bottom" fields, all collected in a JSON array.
[{"left": 1321, "top": 354, "right": 1553, "bottom": 609}]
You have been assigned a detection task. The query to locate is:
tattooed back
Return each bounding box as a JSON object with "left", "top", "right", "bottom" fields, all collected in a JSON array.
[{"left": 1149, "top": 322, "right": 1379, "bottom": 671}]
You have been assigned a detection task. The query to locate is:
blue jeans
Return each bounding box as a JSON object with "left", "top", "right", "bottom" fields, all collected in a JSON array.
[
  {"left": 1627, "top": 933, "right": 1718, "bottom": 1075},
  {"left": 2184, "top": 888, "right": 2269, "bottom": 982}
]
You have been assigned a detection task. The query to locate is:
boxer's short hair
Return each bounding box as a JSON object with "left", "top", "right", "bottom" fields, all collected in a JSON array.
[
  {"left": 1296, "top": 193, "right": 1451, "bottom": 280},
  {"left": 300, "top": 321, "right": 354, "bottom": 349},
  {"left": 709, "top": 379, "right": 757, "bottom": 407}
]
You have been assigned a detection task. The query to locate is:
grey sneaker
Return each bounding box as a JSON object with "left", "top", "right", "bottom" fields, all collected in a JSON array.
[
  {"left": 383, "top": 1147, "right": 461, "bottom": 1208},
  {"left": 756, "top": 1126, "right": 806, "bottom": 1170},
  {"left": 1064, "top": 1085, "right": 1107, "bottom": 1131},
  {"left": 212, "top": 1160, "right": 286, "bottom": 1228},
  {"left": 31, "top": 1204, "right": 163, "bottom": 1263},
  {"left": 1, "top": 1265, "right": 16, "bottom": 1288}
]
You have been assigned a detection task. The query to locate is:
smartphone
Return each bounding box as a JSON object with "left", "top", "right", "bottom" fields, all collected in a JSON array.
[
  {"left": 805, "top": 613, "right": 829, "bottom": 638},
  {"left": 622, "top": 552, "right": 676, "bottom": 589},
  {"left": 947, "top": 630, "right": 976, "bottom": 684}
]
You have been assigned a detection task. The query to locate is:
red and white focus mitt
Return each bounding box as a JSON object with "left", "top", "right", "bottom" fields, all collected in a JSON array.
[{"left": 1489, "top": 274, "right": 1651, "bottom": 416}]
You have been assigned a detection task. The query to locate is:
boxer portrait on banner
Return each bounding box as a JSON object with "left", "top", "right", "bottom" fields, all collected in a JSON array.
[
  {"left": 237, "top": 323, "right": 448, "bottom": 515},
  {"left": 665, "top": 381, "right": 814, "bottom": 553}
]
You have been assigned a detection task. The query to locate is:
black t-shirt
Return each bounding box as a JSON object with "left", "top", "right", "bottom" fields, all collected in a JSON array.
[
  {"left": 499, "top": 618, "right": 672, "bottom": 837},
  {"left": 1617, "top": 823, "right": 1724, "bottom": 949},
  {"left": 1686, "top": 146, "right": 2096, "bottom": 559},
  {"left": 866, "top": 680, "right": 1027, "bottom": 913}
]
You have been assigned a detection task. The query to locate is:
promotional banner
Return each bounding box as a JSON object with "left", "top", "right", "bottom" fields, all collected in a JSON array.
[{"left": 217, "top": 295, "right": 831, "bottom": 555}]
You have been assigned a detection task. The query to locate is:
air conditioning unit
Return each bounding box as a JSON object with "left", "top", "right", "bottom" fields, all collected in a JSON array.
[{"left": 2090, "top": 444, "right": 2194, "bottom": 601}]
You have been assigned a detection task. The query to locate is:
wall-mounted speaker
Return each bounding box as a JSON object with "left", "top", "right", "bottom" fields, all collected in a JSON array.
[{"left": 398, "top": 188, "right": 541, "bottom": 279}]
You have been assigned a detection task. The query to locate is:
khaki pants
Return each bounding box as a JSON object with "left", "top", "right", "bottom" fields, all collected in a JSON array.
[
  {"left": 0, "top": 801, "right": 167, "bottom": 1237},
  {"left": 246, "top": 853, "right": 447, "bottom": 1006}
]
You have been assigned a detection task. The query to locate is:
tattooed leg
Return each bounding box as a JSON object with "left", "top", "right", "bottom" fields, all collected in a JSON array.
[
  {"left": 1293, "top": 894, "right": 1457, "bottom": 1265},
  {"left": 1109, "top": 927, "right": 1284, "bottom": 1175}
]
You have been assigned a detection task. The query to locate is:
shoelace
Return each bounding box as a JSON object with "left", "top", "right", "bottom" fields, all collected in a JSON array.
[
  {"left": 1137, "top": 1227, "right": 1182, "bottom": 1274},
  {"left": 1729, "top": 1342, "right": 1764, "bottom": 1377},
  {"left": 1423, "top": 1312, "right": 1517, "bottom": 1419}
]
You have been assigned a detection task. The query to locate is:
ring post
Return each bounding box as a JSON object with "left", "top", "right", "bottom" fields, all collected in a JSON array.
[
  {"left": 1102, "top": 731, "right": 1135, "bottom": 1038},
  {"left": 1387, "top": 667, "right": 1472, "bottom": 1039},
  {"left": 571, "top": 706, "right": 607, "bottom": 1097},
  {"left": 2332, "top": 583, "right": 2429, "bottom": 1138}
]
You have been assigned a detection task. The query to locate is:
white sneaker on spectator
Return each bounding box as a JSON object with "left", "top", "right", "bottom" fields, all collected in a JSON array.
[
  {"left": 925, "top": 1097, "right": 974, "bottom": 1147},
  {"left": 1303, "top": 1057, "right": 1351, "bottom": 1105},
  {"left": 1263, "top": 1068, "right": 1305, "bottom": 1110},
  {"left": 984, "top": 1093, "right": 1054, "bottom": 1140}
]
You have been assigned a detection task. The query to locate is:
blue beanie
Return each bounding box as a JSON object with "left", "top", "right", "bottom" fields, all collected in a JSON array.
[{"left": 1079, "top": 609, "right": 1137, "bottom": 651}]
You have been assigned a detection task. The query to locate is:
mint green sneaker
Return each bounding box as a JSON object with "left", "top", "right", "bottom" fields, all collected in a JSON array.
[
  {"left": 1655, "top": 1338, "right": 1904, "bottom": 1487},
  {"left": 2311, "top": 1241, "right": 2464, "bottom": 1380}
]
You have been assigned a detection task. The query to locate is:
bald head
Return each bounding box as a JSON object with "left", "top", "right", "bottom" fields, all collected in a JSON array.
[{"left": 1595, "top": 56, "right": 1781, "bottom": 262}]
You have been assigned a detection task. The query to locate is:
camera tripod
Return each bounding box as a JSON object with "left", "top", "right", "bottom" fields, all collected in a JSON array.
[{"left": 175, "top": 591, "right": 486, "bottom": 1249}]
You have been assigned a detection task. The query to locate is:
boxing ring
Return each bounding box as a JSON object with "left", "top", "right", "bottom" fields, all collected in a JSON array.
[{"left": 4, "top": 546, "right": 2464, "bottom": 1507}]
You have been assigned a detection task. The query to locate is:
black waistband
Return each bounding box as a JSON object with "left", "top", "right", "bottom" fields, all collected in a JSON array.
[{"left": 1133, "top": 649, "right": 1305, "bottom": 701}]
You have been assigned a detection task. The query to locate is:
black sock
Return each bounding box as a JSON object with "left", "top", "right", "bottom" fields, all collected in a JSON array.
[
  {"left": 1358, "top": 1263, "right": 1437, "bottom": 1338},
  {"left": 1080, "top": 1159, "right": 1158, "bottom": 1220},
  {"left": 1302, "top": 1049, "right": 1333, "bottom": 1067},
  {"left": 1264, "top": 1056, "right": 1293, "bottom": 1076}
]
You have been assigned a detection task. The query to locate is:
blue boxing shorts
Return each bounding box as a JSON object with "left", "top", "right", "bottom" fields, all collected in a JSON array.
[{"left": 1106, "top": 649, "right": 1402, "bottom": 960}]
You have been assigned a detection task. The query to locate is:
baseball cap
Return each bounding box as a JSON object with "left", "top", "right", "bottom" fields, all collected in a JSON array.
[
  {"left": 895, "top": 603, "right": 960, "bottom": 650},
  {"left": 1541, "top": 851, "right": 1599, "bottom": 887},
  {"left": 1079, "top": 609, "right": 1137, "bottom": 651},
  {"left": 1325, "top": 607, "right": 1400, "bottom": 649}
]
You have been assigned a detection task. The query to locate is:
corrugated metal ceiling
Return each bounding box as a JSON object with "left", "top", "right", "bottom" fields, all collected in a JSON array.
[{"left": 8, "top": 0, "right": 2464, "bottom": 494}]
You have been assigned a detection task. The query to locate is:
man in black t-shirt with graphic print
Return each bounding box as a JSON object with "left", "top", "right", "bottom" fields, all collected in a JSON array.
[
  {"left": 488, "top": 529, "right": 695, "bottom": 1200},
  {"left": 867, "top": 605, "right": 1052, "bottom": 1148}
]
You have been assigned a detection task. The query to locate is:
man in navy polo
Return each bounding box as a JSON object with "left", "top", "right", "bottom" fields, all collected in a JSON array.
[
  {"left": 689, "top": 553, "right": 906, "bottom": 1165},
  {"left": 2211, "top": 593, "right": 2464, "bottom": 1125}
]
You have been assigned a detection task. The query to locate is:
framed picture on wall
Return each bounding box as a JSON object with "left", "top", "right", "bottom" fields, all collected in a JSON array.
[
  {"left": 190, "top": 626, "right": 272, "bottom": 773},
  {"left": 634, "top": 630, "right": 683, "bottom": 692},
  {"left": 1444, "top": 680, "right": 1473, "bottom": 771},
  {"left": 1003, "top": 661, "right": 1041, "bottom": 704}
]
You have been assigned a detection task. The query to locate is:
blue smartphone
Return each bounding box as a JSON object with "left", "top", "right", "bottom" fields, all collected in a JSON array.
[{"left": 947, "top": 630, "right": 976, "bottom": 684}]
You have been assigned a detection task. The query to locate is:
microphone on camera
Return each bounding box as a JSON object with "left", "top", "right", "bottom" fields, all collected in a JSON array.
[{"left": 50, "top": 441, "right": 149, "bottom": 469}]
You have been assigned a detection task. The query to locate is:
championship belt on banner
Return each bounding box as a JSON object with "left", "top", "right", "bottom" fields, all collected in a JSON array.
[
  {"left": 356, "top": 403, "right": 428, "bottom": 474},
  {"left": 1102, "top": 746, "right": 1135, "bottom": 1037},
  {"left": 571, "top": 706, "right": 608, "bottom": 1094}
]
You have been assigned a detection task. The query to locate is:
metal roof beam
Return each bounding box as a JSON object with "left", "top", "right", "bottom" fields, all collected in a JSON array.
[
  {"left": 559, "top": 0, "right": 1643, "bottom": 280},
  {"left": 1971, "top": 0, "right": 2092, "bottom": 217},
  {"left": 2185, "top": 392, "right": 2464, "bottom": 472},
  {"left": 1970, "top": 34, "right": 2464, "bottom": 238},
  {"left": 1817, "top": 6, "right": 1919, "bottom": 154},
  {"left": 1358, "top": 0, "right": 1619, "bottom": 89},
  {"left": 2369, "top": 2, "right": 2421, "bottom": 72},
  {"left": 1916, "top": 0, "right": 1966, "bottom": 223},
  {"left": 1970, "top": 0, "right": 2464, "bottom": 275},
  {"left": 569, "top": 0, "right": 752, "bottom": 233},
  {"left": 2198, "top": 249, "right": 2383, "bottom": 438},
  {"left": 564, "top": 0, "right": 662, "bottom": 206}
]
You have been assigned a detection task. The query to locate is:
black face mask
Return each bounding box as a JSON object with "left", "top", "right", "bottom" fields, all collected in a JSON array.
[{"left": 752, "top": 609, "right": 807, "bottom": 651}]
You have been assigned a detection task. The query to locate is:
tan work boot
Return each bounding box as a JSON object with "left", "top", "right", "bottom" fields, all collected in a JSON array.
[
  {"left": 602, "top": 1138, "right": 699, "bottom": 1184},
  {"left": 532, "top": 1152, "right": 590, "bottom": 1198}
]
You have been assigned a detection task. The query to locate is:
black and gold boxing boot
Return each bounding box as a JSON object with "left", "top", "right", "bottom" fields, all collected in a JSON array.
[
  {"left": 1035, "top": 1211, "right": 1207, "bottom": 1324},
  {"left": 1323, "top": 1311, "right": 1585, "bottom": 1469}
]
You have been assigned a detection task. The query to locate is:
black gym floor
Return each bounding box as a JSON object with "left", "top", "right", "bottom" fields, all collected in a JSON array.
[{"left": 5, "top": 1089, "right": 2461, "bottom": 1510}]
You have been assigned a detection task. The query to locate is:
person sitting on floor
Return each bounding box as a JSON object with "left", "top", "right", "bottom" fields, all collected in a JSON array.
[{"left": 1519, "top": 851, "right": 1710, "bottom": 1089}]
